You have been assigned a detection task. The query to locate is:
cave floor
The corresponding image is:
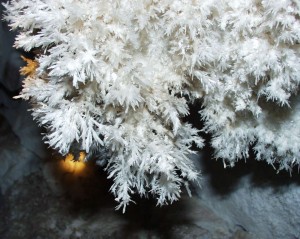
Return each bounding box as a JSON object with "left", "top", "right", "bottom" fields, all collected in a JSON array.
[{"left": 0, "top": 159, "right": 254, "bottom": 239}]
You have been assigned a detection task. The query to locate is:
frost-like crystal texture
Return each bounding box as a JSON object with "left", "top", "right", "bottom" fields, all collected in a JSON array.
[{"left": 3, "top": 0, "right": 300, "bottom": 210}]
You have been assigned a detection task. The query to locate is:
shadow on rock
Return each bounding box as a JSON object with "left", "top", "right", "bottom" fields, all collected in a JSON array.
[{"left": 195, "top": 145, "right": 300, "bottom": 197}]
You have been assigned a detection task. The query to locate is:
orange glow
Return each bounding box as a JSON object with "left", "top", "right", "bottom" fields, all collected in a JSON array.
[
  {"left": 60, "top": 152, "right": 86, "bottom": 174},
  {"left": 78, "top": 151, "right": 86, "bottom": 161},
  {"left": 20, "top": 56, "right": 38, "bottom": 77}
]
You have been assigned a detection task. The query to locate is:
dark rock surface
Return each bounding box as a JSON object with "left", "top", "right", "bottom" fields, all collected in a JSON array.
[{"left": 0, "top": 163, "right": 253, "bottom": 239}]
